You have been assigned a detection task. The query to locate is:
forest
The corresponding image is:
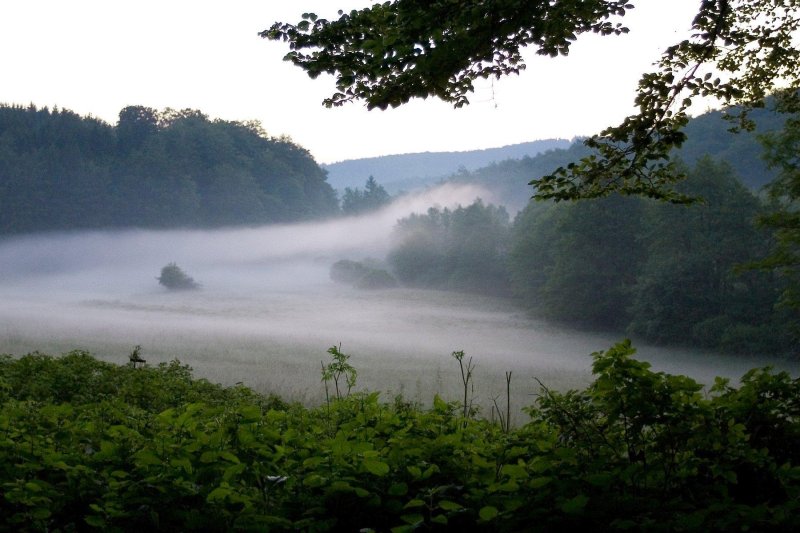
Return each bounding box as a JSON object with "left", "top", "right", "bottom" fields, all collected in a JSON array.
[
  {"left": 0, "top": 104, "right": 339, "bottom": 234},
  {"left": 330, "top": 156, "right": 782, "bottom": 356}
]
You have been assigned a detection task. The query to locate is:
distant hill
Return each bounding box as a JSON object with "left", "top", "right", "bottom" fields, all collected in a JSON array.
[
  {"left": 679, "top": 105, "right": 785, "bottom": 189},
  {"left": 0, "top": 104, "right": 339, "bottom": 235},
  {"left": 322, "top": 139, "right": 571, "bottom": 193},
  {"left": 450, "top": 105, "right": 787, "bottom": 211}
]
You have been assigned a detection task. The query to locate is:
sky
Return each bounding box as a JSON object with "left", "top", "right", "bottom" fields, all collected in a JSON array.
[{"left": 0, "top": 1, "right": 703, "bottom": 164}]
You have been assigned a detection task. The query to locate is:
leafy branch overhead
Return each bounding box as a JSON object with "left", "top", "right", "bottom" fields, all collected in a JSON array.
[
  {"left": 263, "top": 0, "right": 632, "bottom": 110},
  {"left": 262, "top": 0, "right": 800, "bottom": 202}
]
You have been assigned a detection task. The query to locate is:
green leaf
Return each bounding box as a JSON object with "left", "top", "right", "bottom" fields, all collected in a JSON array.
[
  {"left": 363, "top": 459, "right": 390, "bottom": 476},
  {"left": 170, "top": 457, "right": 193, "bottom": 474},
  {"left": 421, "top": 464, "right": 439, "bottom": 479},
  {"left": 431, "top": 514, "right": 448, "bottom": 524},
  {"left": 329, "top": 480, "right": 353, "bottom": 492},
  {"left": 403, "top": 499, "right": 425, "bottom": 509},
  {"left": 304, "top": 474, "right": 326, "bottom": 487},
  {"left": 587, "top": 473, "right": 612, "bottom": 487},
  {"left": 388, "top": 482, "right": 408, "bottom": 496},
  {"left": 479, "top": 506, "right": 499, "bottom": 521},
  {"left": 433, "top": 394, "right": 448, "bottom": 412},
  {"left": 207, "top": 485, "right": 233, "bottom": 502},
  {"left": 530, "top": 476, "right": 552, "bottom": 488},
  {"left": 501, "top": 464, "right": 527, "bottom": 478},
  {"left": 200, "top": 451, "right": 217, "bottom": 463},
  {"left": 135, "top": 450, "right": 162, "bottom": 467},
  {"left": 401, "top": 513, "right": 424, "bottom": 525},
  {"left": 31, "top": 507, "right": 51, "bottom": 520},
  {"left": 85, "top": 515, "right": 106, "bottom": 528},
  {"left": 438, "top": 500, "right": 463, "bottom": 511},
  {"left": 238, "top": 405, "right": 261, "bottom": 423},
  {"left": 561, "top": 494, "right": 589, "bottom": 515},
  {"left": 303, "top": 456, "right": 325, "bottom": 468},
  {"left": 223, "top": 463, "right": 246, "bottom": 481},
  {"left": 219, "top": 451, "right": 240, "bottom": 464},
  {"left": 24, "top": 481, "right": 42, "bottom": 492}
]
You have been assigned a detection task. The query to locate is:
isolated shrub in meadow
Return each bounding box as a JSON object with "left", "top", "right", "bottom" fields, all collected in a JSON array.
[
  {"left": 330, "top": 259, "right": 397, "bottom": 289},
  {"left": 329, "top": 259, "right": 369, "bottom": 284},
  {"left": 157, "top": 262, "right": 200, "bottom": 290}
]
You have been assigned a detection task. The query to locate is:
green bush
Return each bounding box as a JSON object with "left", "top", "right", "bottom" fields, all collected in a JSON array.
[
  {"left": 157, "top": 262, "right": 200, "bottom": 290},
  {"left": 330, "top": 259, "right": 397, "bottom": 289},
  {"left": 1, "top": 343, "right": 799, "bottom": 531}
]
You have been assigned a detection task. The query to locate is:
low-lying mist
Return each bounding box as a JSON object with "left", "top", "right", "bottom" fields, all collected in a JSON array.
[
  {"left": 1, "top": 182, "right": 797, "bottom": 415},
  {"left": 1, "top": 183, "right": 492, "bottom": 296}
]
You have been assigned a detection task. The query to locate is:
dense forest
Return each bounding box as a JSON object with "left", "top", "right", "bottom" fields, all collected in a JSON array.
[
  {"left": 388, "top": 200, "right": 512, "bottom": 295},
  {"left": 0, "top": 104, "right": 339, "bottom": 234},
  {"left": 383, "top": 158, "right": 796, "bottom": 355}
]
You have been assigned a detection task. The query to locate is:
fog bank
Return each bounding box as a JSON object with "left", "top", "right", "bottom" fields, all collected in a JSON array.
[{"left": 0, "top": 183, "right": 491, "bottom": 297}]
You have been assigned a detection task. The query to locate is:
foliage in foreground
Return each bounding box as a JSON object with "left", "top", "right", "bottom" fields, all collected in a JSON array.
[{"left": 2, "top": 344, "right": 800, "bottom": 531}]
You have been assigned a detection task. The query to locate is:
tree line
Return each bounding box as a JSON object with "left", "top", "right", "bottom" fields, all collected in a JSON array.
[{"left": 0, "top": 104, "right": 339, "bottom": 234}]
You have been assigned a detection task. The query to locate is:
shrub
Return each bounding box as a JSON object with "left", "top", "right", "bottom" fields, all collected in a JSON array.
[
  {"left": 329, "top": 259, "right": 369, "bottom": 284},
  {"left": 330, "top": 259, "right": 397, "bottom": 289},
  {"left": 355, "top": 268, "right": 398, "bottom": 289},
  {"left": 3, "top": 343, "right": 800, "bottom": 531},
  {"left": 157, "top": 262, "right": 200, "bottom": 290}
]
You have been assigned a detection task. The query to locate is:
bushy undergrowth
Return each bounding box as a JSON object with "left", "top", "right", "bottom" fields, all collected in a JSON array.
[{"left": 1, "top": 344, "right": 799, "bottom": 531}]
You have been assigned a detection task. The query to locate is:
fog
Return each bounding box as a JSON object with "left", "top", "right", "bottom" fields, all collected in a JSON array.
[{"left": 1, "top": 183, "right": 797, "bottom": 415}]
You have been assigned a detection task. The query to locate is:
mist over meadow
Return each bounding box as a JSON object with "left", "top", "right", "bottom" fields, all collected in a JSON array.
[{"left": 2, "top": 182, "right": 794, "bottom": 411}]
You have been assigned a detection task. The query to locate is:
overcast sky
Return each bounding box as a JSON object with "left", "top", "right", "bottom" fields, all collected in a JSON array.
[{"left": 1, "top": 1, "right": 703, "bottom": 164}]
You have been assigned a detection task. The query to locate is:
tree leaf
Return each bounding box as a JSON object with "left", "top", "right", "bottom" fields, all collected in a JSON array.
[{"left": 479, "top": 506, "right": 499, "bottom": 521}]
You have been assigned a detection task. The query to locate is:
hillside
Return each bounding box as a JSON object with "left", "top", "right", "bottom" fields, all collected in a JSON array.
[
  {"left": 679, "top": 105, "right": 785, "bottom": 189},
  {"left": 0, "top": 104, "right": 339, "bottom": 235},
  {"left": 322, "top": 138, "right": 571, "bottom": 193},
  {"left": 452, "top": 105, "right": 787, "bottom": 210}
]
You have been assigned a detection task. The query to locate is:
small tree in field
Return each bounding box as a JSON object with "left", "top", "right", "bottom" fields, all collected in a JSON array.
[
  {"left": 158, "top": 262, "right": 200, "bottom": 290},
  {"left": 321, "top": 344, "right": 357, "bottom": 402}
]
